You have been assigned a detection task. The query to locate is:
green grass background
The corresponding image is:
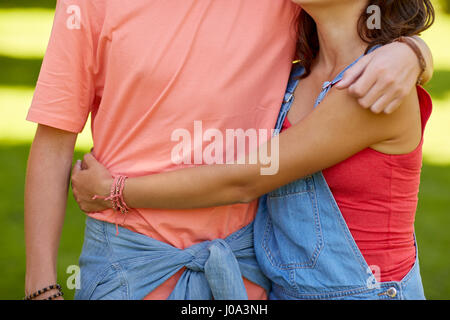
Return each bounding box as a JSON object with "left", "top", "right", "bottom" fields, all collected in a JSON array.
[{"left": 0, "top": 1, "right": 449, "bottom": 300}]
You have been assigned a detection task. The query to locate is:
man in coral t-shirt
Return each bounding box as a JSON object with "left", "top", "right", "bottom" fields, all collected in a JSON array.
[{"left": 24, "top": 0, "right": 432, "bottom": 300}]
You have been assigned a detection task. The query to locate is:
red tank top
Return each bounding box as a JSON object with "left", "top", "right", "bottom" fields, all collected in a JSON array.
[{"left": 282, "top": 86, "right": 432, "bottom": 282}]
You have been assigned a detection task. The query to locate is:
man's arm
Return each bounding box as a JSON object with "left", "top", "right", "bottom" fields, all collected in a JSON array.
[{"left": 25, "top": 124, "right": 77, "bottom": 299}]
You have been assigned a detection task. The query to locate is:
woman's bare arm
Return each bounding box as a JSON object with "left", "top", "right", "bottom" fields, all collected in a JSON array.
[{"left": 73, "top": 86, "right": 420, "bottom": 211}]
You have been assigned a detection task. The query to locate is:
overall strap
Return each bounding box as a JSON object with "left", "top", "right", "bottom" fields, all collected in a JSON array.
[
  {"left": 274, "top": 45, "right": 382, "bottom": 133},
  {"left": 273, "top": 64, "right": 305, "bottom": 133},
  {"left": 314, "top": 45, "right": 382, "bottom": 108}
]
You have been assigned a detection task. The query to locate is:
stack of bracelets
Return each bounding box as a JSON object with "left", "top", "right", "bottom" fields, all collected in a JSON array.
[
  {"left": 24, "top": 284, "right": 63, "bottom": 300},
  {"left": 92, "top": 175, "right": 130, "bottom": 214}
]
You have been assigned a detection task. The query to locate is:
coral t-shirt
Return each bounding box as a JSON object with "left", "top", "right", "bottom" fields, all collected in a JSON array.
[{"left": 27, "top": 0, "right": 298, "bottom": 299}]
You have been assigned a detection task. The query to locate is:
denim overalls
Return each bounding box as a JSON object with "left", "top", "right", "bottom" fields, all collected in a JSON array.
[{"left": 254, "top": 51, "right": 426, "bottom": 300}]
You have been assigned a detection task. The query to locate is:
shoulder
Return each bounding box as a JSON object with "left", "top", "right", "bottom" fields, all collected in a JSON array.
[
  {"left": 321, "top": 85, "right": 422, "bottom": 153},
  {"left": 371, "top": 87, "right": 422, "bottom": 154},
  {"left": 55, "top": 0, "right": 107, "bottom": 23},
  {"left": 53, "top": 0, "right": 108, "bottom": 43}
]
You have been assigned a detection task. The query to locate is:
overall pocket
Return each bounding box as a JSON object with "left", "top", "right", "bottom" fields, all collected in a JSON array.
[{"left": 262, "top": 176, "right": 323, "bottom": 269}]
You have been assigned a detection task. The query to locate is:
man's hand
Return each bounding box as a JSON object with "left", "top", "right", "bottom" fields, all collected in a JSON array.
[
  {"left": 335, "top": 39, "right": 432, "bottom": 114},
  {"left": 71, "top": 153, "right": 113, "bottom": 213}
]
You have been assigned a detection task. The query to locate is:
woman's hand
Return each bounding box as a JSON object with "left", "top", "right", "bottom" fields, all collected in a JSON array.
[
  {"left": 336, "top": 39, "right": 432, "bottom": 114},
  {"left": 71, "top": 153, "right": 113, "bottom": 213}
]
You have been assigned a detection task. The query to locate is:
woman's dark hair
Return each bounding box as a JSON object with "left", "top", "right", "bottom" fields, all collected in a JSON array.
[{"left": 295, "top": 0, "right": 435, "bottom": 78}]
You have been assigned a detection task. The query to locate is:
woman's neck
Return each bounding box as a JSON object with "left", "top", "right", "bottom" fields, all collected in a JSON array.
[{"left": 303, "top": 1, "right": 369, "bottom": 79}]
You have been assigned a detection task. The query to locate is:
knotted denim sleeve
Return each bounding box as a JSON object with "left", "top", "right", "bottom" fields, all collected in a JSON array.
[{"left": 78, "top": 218, "right": 271, "bottom": 300}]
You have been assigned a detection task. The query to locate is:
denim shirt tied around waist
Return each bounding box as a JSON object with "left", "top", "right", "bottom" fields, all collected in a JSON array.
[{"left": 75, "top": 217, "right": 271, "bottom": 300}]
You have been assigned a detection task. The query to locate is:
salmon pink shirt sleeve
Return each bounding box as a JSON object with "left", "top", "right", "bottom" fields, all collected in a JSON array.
[{"left": 27, "top": 0, "right": 103, "bottom": 133}]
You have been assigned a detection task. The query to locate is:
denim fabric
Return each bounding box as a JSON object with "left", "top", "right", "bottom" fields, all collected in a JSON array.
[
  {"left": 75, "top": 217, "right": 270, "bottom": 300},
  {"left": 254, "top": 47, "right": 426, "bottom": 300}
]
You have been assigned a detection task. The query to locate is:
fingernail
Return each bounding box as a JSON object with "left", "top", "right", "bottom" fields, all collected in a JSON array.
[{"left": 371, "top": 107, "right": 381, "bottom": 113}]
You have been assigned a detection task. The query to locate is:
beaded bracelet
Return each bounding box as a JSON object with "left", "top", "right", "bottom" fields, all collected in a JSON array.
[
  {"left": 45, "top": 291, "right": 64, "bottom": 300},
  {"left": 24, "top": 284, "right": 62, "bottom": 300}
]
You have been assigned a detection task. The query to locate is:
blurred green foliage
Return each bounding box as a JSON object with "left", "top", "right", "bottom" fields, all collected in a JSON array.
[
  {"left": 0, "top": 0, "right": 55, "bottom": 9},
  {"left": 440, "top": 0, "right": 450, "bottom": 13}
]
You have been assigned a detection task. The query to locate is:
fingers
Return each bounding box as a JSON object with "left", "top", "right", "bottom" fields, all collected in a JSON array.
[
  {"left": 339, "top": 50, "right": 403, "bottom": 113},
  {"left": 382, "top": 98, "right": 403, "bottom": 114},
  {"left": 367, "top": 93, "right": 394, "bottom": 114},
  {"left": 81, "top": 158, "right": 88, "bottom": 170},
  {"left": 82, "top": 152, "right": 97, "bottom": 169},
  {"left": 71, "top": 159, "right": 83, "bottom": 196},
  {"left": 356, "top": 80, "right": 386, "bottom": 111},
  {"left": 71, "top": 160, "right": 82, "bottom": 188},
  {"left": 335, "top": 54, "right": 371, "bottom": 89},
  {"left": 78, "top": 203, "right": 100, "bottom": 214},
  {"left": 71, "top": 159, "right": 100, "bottom": 213},
  {"left": 72, "top": 159, "right": 82, "bottom": 174},
  {"left": 356, "top": 82, "right": 406, "bottom": 114},
  {"left": 356, "top": 81, "right": 405, "bottom": 114},
  {"left": 347, "top": 65, "right": 380, "bottom": 101}
]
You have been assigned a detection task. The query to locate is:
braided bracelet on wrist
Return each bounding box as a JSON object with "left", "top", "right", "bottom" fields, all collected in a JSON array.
[
  {"left": 394, "top": 36, "right": 427, "bottom": 86},
  {"left": 93, "top": 175, "right": 130, "bottom": 214}
]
